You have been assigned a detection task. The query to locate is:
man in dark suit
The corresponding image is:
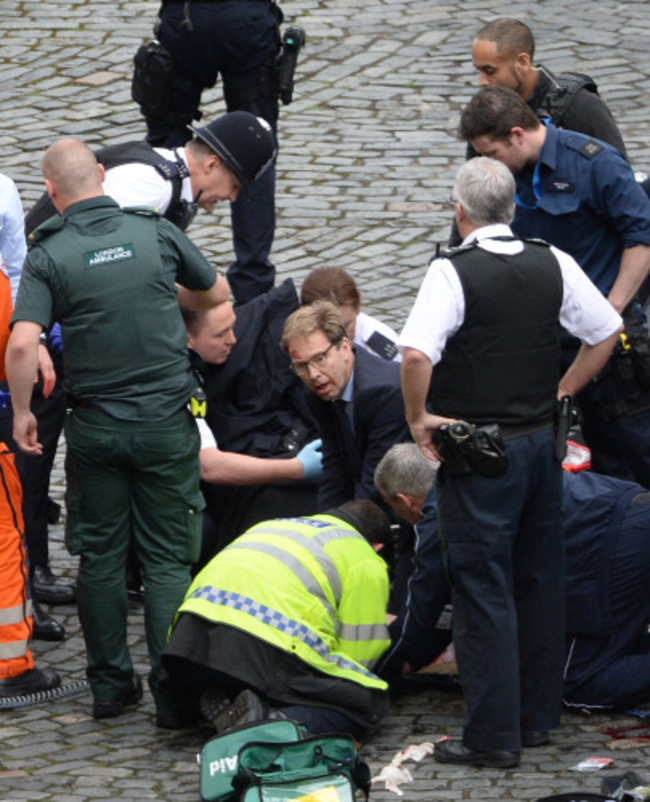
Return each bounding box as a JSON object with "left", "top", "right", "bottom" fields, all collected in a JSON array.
[
  {"left": 281, "top": 300, "right": 409, "bottom": 510},
  {"left": 281, "top": 301, "right": 412, "bottom": 609}
]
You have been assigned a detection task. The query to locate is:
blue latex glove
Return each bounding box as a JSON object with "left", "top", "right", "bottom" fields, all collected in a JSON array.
[
  {"left": 297, "top": 438, "right": 323, "bottom": 481},
  {"left": 47, "top": 322, "right": 63, "bottom": 356}
]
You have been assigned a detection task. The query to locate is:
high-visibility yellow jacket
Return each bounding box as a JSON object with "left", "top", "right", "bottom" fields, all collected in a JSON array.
[
  {"left": 178, "top": 515, "right": 391, "bottom": 690},
  {"left": 0, "top": 444, "right": 33, "bottom": 678}
]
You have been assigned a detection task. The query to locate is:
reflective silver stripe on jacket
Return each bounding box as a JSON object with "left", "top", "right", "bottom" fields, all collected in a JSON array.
[
  {"left": 337, "top": 621, "right": 389, "bottom": 645},
  {"left": 187, "top": 586, "right": 378, "bottom": 681},
  {"left": 225, "top": 541, "right": 337, "bottom": 622},
  {"left": 0, "top": 639, "right": 29, "bottom": 659},
  {"left": 0, "top": 600, "right": 31, "bottom": 626},
  {"left": 226, "top": 523, "right": 360, "bottom": 608}
]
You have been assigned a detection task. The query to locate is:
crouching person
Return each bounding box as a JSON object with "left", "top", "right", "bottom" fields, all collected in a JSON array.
[{"left": 158, "top": 499, "right": 393, "bottom": 737}]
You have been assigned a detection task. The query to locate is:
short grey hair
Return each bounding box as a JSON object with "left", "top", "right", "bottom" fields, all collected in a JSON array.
[
  {"left": 374, "top": 443, "right": 438, "bottom": 499},
  {"left": 452, "top": 156, "right": 516, "bottom": 226}
]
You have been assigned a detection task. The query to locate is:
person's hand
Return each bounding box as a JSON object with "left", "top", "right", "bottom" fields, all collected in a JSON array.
[
  {"left": 297, "top": 438, "right": 323, "bottom": 480},
  {"left": 13, "top": 411, "right": 42, "bottom": 455},
  {"left": 409, "top": 413, "right": 455, "bottom": 461},
  {"left": 37, "top": 344, "right": 57, "bottom": 398}
]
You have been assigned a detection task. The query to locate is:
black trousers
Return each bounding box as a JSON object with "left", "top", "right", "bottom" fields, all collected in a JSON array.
[
  {"left": 0, "top": 378, "right": 66, "bottom": 571},
  {"left": 160, "top": 618, "right": 389, "bottom": 738},
  {"left": 438, "top": 429, "right": 565, "bottom": 752}
]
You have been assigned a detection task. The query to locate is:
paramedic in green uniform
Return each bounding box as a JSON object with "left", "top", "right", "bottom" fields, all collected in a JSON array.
[{"left": 5, "top": 138, "right": 229, "bottom": 723}]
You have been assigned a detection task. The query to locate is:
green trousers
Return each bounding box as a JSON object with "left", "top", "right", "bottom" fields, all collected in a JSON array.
[{"left": 64, "top": 407, "right": 204, "bottom": 704}]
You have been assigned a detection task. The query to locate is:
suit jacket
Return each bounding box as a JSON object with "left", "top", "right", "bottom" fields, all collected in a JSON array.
[{"left": 307, "top": 346, "right": 410, "bottom": 510}]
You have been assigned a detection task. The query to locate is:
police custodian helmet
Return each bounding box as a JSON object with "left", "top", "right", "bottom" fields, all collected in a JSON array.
[{"left": 190, "top": 111, "right": 277, "bottom": 189}]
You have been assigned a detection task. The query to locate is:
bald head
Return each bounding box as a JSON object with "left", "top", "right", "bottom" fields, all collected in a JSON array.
[{"left": 42, "top": 139, "right": 104, "bottom": 213}]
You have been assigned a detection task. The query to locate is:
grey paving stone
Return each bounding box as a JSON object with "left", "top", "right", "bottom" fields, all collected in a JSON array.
[{"left": 1, "top": 0, "right": 650, "bottom": 799}]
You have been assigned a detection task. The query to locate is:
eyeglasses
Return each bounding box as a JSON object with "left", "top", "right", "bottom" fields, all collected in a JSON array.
[{"left": 291, "top": 341, "right": 340, "bottom": 376}]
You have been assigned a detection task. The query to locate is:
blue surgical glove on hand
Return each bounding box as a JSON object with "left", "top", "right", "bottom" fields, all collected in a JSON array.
[
  {"left": 297, "top": 438, "right": 323, "bottom": 481},
  {"left": 47, "top": 322, "right": 63, "bottom": 356}
]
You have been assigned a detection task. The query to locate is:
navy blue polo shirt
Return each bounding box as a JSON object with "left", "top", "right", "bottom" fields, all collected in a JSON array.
[{"left": 512, "top": 124, "right": 650, "bottom": 297}]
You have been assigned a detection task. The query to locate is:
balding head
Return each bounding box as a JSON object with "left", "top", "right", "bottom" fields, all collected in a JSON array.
[{"left": 42, "top": 139, "right": 104, "bottom": 213}]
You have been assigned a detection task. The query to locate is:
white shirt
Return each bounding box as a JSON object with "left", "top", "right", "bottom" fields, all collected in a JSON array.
[
  {"left": 196, "top": 417, "right": 217, "bottom": 450},
  {"left": 101, "top": 147, "right": 194, "bottom": 213},
  {"left": 0, "top": 174, "right": 26, "bottom": 302},
  {"left": 354, "top": 310, "right": 401, "bottom": 362},
  {"left": 398, "top": 224, "right": 623, "bottom": 364}
]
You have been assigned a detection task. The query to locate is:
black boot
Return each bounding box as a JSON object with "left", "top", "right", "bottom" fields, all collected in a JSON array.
[
  {"left": 31, "top": 564, "right": 76, "bottom": 605},
  {"left": 32, "top": 599, "right": 66, "bottom": 641},
  {"left": 0, "top": 667, "right": 61, "bottom": 697}
]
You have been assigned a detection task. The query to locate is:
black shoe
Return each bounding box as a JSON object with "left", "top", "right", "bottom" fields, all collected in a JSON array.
[
  {"left": 434, "top": 739, "right": 520, "bottom": 768},
  {"left": 0, "top": 667, "right": 61, "bottom": 698},
  {"left": 32, "top": 564, "right": 76, "bottom": 605},
  {"left": 212, "top": 689, "right": 268, "bottom": 733},
  {"left": 31, "top": 599, "right": 65, "bottom": 641},
  {"left": 93, "top": 672, "right": 143, "bottom": 720},
  {"left": 522, "top": 730, "right": 550, "bottom": 748},
  {"left": 199, "top": 688, "right": 231, "bottom": 725}
]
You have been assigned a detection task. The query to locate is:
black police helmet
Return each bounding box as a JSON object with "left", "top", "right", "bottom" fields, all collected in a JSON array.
[{"left": 189, "top": 111, "right": 276, "bottom": 189}]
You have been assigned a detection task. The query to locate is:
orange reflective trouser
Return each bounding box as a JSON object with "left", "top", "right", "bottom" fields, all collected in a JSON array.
[{"left": 0, "top": 442, "right": 33, "bottom": 678}]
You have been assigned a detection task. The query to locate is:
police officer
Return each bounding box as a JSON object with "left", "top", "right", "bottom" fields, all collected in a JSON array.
[
  {"left": 300, "top": 266, "right": 402, "bottom": 363},
  {"left": 448, "top": 17, "right": 632, "bottom": 249},
  {"left": 183, "top": 291, "right": 323, "bottom": 563},
  {"left": 470, "top": 18, "right": 626, "bottom": 155},
  {"left": 132, "top": 0, "right": 286, "bottom": 305},
  {"left": 460, "top": 86, "right": 650, "bottom": 487},
  {"left": 374, "top": 445, "right": 650, "bottom": 715},
  {"left": 400, "top": 157, "right": 621, "bottom": 767},
  {"left": 6, "top": 139, "right": 228, "bottom": 723},
  {"left": 159, "top": 499, "right": 391, "bottom": 735}
]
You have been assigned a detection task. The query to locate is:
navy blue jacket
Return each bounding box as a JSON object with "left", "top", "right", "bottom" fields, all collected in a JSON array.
[
  {"left": 512, "top": 123, "right": 650, "bottom": 297},
  {"left": 377, "top": 470, "right": 645, "bottom": 680}
]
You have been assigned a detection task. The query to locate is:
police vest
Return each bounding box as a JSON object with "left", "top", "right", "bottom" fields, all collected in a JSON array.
[
  {"left": 534, "top": 67, "right": 599, "bottom": 129},
  {"left": 25, "top": 141, "right": 192, "bottom": 237},
  {"left": 178, "top": 515, "right": 390, "bottom": 690},
  {"left": 429, "top": 239, "right": 563, "bottom": 426}
]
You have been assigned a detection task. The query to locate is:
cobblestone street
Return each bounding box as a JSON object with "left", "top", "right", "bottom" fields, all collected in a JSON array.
[{"left": 1, "top": 0, "right": 650, "bottom": 799}]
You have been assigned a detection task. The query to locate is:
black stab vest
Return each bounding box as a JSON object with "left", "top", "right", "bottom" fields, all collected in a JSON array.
[{"left": 428, "top": 239, "right": 563, "bottom": 426}]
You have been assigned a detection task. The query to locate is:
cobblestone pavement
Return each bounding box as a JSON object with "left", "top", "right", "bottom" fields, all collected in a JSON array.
[{"left": 1, "top": 0, "right": 650, "bottom": 799}]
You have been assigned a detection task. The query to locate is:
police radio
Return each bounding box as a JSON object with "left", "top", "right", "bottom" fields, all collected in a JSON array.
[{"left": 279, "top": 26, "right": 306, "bottom": 105}]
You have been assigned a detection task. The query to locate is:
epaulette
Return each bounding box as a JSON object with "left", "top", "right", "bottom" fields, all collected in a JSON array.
[
  {"left": 434, "top": 240, "right": 479, "bottom": 262},
  {"left": 153, "top": 159, "right": 190, "bottom": 182},
  {"left": 578, "top": 139, "right": 605, "bottom": 160},
  {"left": 522, "top": 237, "right": 551, "bottom": 248},
  {"left": 565, "top": 133, "right": 605, "bottom": 160},
  {"left": 121, "top": 205, "right": 162, "bottom": 218},
  {"left": 28, "top": 215, "right": 64, "bottom": 246}
]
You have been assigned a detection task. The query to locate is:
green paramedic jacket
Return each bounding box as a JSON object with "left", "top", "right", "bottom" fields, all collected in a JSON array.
[{"left": 177, "top": 515, "right": 391, "bottom": 690}]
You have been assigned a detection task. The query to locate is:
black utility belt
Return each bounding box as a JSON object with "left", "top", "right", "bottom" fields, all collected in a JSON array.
[
  {"left": 434, "top": 421, "right": 506, "bottom": 478},
  {"left": 434, "top": 418, "right": 555, "bottom": 478},
  {"left": 497, "top": 419, "right": 553, "bottom": 441}
]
